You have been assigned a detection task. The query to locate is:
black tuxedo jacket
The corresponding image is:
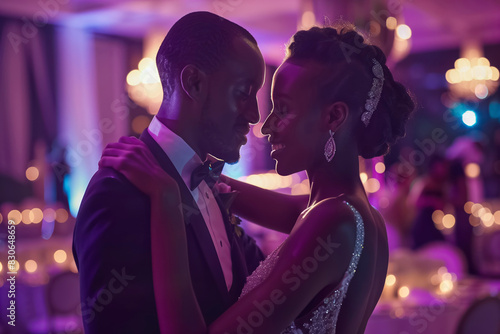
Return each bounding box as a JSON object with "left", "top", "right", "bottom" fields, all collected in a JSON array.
[{"left": 73, "top": 130, "right": 264, "bottom": 333}]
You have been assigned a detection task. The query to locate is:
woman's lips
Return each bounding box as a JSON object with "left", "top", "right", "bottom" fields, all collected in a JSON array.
[
  {"left": 270, "top": 143, "right": 286, "bottom": 158},
  {"left": 271, "top": 143, "right": 286, "bottom": 151}
]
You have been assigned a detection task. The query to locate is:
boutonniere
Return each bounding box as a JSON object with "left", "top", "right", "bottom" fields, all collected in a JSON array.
[
  {"left": 230, "top": 214, "right": 243, "bottom": 238},
  {"left": 213, "top": 182, "right": 243, "bottom": 237}
]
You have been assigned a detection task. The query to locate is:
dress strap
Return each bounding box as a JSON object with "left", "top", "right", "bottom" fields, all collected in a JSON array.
[{"left": 340, "top": 201, "right": 365, "bottom": 285}]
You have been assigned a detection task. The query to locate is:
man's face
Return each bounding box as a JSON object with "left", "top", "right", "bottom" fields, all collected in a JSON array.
[{"left": 200, "top": 37, "right": 265, "bottom": 163}]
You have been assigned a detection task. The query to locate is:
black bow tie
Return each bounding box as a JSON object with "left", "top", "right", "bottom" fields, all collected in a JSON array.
[{"left": 190, "top": 160, "right": 225, "bottom": 191}]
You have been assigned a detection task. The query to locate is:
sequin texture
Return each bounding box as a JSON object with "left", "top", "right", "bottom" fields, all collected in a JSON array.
[{"left": 240, "top": 201, "right": 365, "bottom": 334}]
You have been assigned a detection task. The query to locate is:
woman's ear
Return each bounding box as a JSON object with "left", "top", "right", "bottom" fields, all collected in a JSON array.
[
  {"left": 180, "top": 64, "right": 208, "bottom": 102},
  {"left": 322, "top": 101, "right": 349, "bottom": 131}
]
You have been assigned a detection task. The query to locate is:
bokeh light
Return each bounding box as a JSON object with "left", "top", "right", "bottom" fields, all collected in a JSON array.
[
  {"left": 26, "top": 166, "right": 39, "bottom": 181},
  {"left": 126, "top": 69, "right": 141, "bottom": 86},
  {"left": 22, "top": 209, "right": 32, "bottom": 224},
  {"left": 471, "top": 203, "right": 483, "bottom": 216},
  {"left": 360, "top": 172, "right": 368, "bottom": 183},
  {"left": 375, "top": 162, "right": 386, "bottom": 174},
  {"left": 398, "top": 286, "right": 410, "bottom": 298},
  {"left": 465, "top": 163, "right": 480, "bottom": 178},
  {"left": 442, "top": 214, "right": 456, "bottom": 228},
  {"left": 43, "top": 208, "right": 56, "bottom": 222},
  {"left": 464, "top": 201, "right": 474, "bottom": 213},
  {"left": 432, "top": 210, "right": 444, "bottom": 224},
  {"left": 9, "top": 260, "right": 20, "bottom": 272},
  {"left": 385, "top": 274, "right": 396, "bottom": 286},
  {"left": 494, "top": 211, "right": 500, "bottom": 225},
  {"left": 31, "top": 208, "right": 43, "bottom": 224},
  {"left": 396, "top": 24, "right": 412, "bottom": 40},
  {"left": 386, "top": 17, "right": 397, "bottom": 30},
  {"left": 131, "top": 115, "right": 150, "bottom": 134},
  {"left": 55, "top": 208, "right": 69, "bottom": 223},
  {"left": 369, "top": 21, "right": 381, "bottom": 37},
  {"left": 7, "top": 210, "right": 22, "bottom": 225},
  {"left": 439, "top": 280, "right": 454, "bottom": 294},
  {"left": 54, "top": 250, "right": 67, "bottom": 264},
  {"left": 475, "top": 84, "right": 489, "bottom": 99},
  {"left": 301, "top": 11, "right": 315, "bottom": 29},
  {"left": 379, "top": 197, "right": 390, "bottom": 209},
  {"left": 462, "top": 110, "right": 477, "bottom": 126},
  {"left": 364, "top": 178, "right": 380, "bottom": 193},
  {"left": 25, "top": 260, "right": 38, "bottom": 273}
]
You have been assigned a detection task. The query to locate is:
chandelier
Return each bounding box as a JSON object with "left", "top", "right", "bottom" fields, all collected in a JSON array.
[
  {"left": 126, "top": 30, "right": 165, "bottom": 115},
  {"left": 446, "top": 44, "right": 499, "bottom": 101},
  {"left": 126, "top": 57, "right": 162, "bottom": 115}
]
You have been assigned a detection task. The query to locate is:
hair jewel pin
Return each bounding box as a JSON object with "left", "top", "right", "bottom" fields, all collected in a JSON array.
[{"left": 361, "top": 59, "right": 384, "bottom": 127}]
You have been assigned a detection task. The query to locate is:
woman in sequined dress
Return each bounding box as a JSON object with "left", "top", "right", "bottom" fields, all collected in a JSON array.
[{"left": 100, "top": 24, "right": 415, "bottom": 333}]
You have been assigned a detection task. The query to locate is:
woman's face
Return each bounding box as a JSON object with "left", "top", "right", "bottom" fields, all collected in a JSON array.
[{"left": 261, "top": 60, "right": 328, "bottom": 175}]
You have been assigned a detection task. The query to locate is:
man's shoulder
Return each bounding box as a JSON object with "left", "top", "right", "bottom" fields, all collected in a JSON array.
[
  {"left": 86, "top": 167, "right": 143, "bottom": 194},
  {"left": 79, "top": 167, "right": 144, "bottom": 210}
]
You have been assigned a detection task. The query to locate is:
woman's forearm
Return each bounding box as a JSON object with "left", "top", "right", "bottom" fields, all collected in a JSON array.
[
  {"left": 220, "top": 175, "right": 308, "bottom": 234},
  {"left": 150, "top": 191, "right": 206, "bottom": 334}
]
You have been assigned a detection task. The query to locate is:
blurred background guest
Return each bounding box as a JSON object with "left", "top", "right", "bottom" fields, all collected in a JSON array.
[{"left": 409, "top": 154, "right": 450, "bottom": 249}]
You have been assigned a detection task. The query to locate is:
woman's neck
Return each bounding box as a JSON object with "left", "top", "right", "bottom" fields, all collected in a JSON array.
[{"left": 306, "top": 156, "right": 364, "bottom": 208}]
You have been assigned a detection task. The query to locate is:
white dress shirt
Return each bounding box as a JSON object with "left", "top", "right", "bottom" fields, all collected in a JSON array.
[{"left": 148, "top": 116, "right": 233, "bottom": 290}]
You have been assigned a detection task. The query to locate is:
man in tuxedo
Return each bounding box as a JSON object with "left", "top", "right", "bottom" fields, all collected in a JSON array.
[{"left": 73, "top": 12, "right": 265, "bottom": 333}]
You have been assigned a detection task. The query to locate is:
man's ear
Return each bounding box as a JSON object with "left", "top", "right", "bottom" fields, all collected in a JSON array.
[
  {"left": 322, "top": 101, "right": 349, "bottom": 132},
  {"left": 180, "top": 64, "right": 207, "bottom": 101}
]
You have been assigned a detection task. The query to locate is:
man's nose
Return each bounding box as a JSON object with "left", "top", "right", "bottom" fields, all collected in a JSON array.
[{"left": 245, "top": 98, "right": 260, "bottom": 125}]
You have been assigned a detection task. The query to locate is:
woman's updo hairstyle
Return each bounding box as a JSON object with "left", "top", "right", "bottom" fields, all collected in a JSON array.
[{"left": 285, "top": 23, "right": 415, "bottom": 159}]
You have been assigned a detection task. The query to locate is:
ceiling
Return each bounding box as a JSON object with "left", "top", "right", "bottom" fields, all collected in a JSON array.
[{"left": 1, "top": 0, "right": 499, "bottom": 63}]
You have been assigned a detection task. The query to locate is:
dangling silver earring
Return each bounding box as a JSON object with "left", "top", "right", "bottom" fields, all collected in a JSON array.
[{"left": 324, "top": 130, "right": 336, "bottom": 162}]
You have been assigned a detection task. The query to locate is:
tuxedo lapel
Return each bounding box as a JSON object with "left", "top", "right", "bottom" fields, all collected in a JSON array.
[{"left": 139, "top": 130, "right": 230, "bottom": 302}]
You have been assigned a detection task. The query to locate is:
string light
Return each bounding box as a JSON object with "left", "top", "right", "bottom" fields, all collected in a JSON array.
[
  {"left": 55, "top": 208, "right": 69, "bottom": 223},
  {"left": 7, "top": 210, "right": 21, "bottom": 225},
  {"left": 43, "top": 208, "right": 56, "bottom": 222},
  {"left": 22, "top": 209, "right": 32, "bottom": 224},
  {"left": 31, "top": 208, "right": 43, "bottom": 224}
]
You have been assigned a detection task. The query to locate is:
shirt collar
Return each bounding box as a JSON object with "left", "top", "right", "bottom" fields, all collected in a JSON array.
[{"left": 148, "top": 116, "right": 203, "bottom": 188}]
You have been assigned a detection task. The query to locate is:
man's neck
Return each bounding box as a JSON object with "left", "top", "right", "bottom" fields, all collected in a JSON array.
[{"left": 155, "top": 115, "right": 206, "bottom": 161}]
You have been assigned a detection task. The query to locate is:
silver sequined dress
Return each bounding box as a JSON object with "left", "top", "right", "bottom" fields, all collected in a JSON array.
[{"left": 240, "top": 201, "right": 364, "bottom": 334}]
